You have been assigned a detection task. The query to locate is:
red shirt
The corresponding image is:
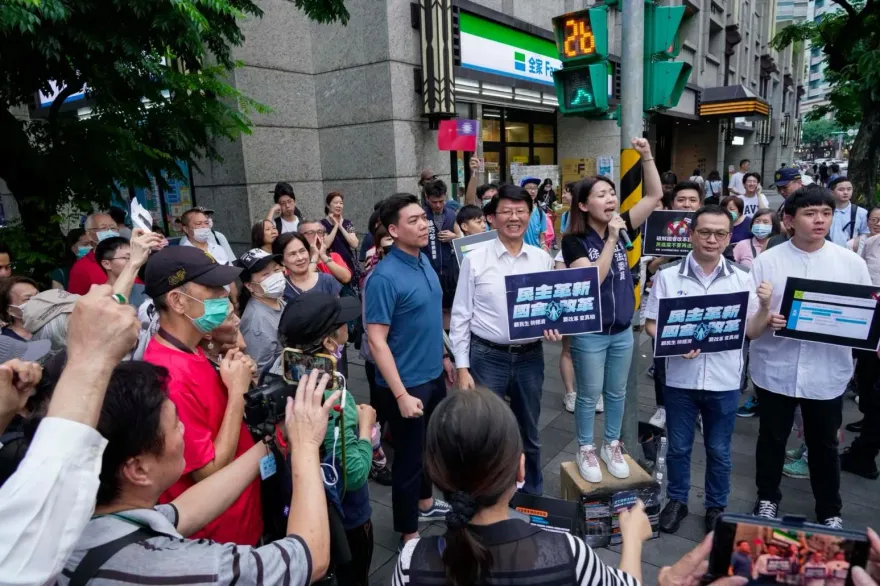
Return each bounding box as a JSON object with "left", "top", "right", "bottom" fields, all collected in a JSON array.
[
  {"left": 317, "top": 252, "right": 349, "bottom": 277},
  {"left": 145, "top": 339, "right": 263, "bottom": 546},
  {"left": 67, "top": 251, "right": 107, "bottom": 294}
]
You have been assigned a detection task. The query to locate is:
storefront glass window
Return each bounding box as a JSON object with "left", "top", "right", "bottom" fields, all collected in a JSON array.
[
  {"left": 533, "top": 124, "right": 555, "bottom": 143},
  {"left": 533, "top": 147, "right": 555, "bottom": 166},
  {"left": 479, "top": 106, "right": 557, "bottom": 183},
  {"left": 505, "top": 121, "right": 529, "bottom": 143}
]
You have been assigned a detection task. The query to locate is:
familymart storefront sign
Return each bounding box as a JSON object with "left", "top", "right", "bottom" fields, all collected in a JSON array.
[{"left": 460, "top": 12, "right": 562, "bottom": 87}]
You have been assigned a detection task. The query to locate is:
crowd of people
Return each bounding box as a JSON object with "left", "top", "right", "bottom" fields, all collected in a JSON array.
[{"left": 1, "top": 141, "right": 880, "bottom": 586}]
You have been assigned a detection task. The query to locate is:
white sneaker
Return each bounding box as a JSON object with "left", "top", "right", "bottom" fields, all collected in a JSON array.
[
  {"left": 563, "top": 392, "right": 576, "bottom": 413},
  {"left": 649, "top": 407, "right": 666, "bottom": 428},
  {"left": 595, "top": 395, "right": 604, "bottom": 413},
  {"left": 577, "top": 445, "right": 602, "bottom": 483},
  {"left": 696, "top": 413, "right": 703, "bottom": 435},
  {"left": 601, "top": 440, "right": 630, "bottom": 479}
]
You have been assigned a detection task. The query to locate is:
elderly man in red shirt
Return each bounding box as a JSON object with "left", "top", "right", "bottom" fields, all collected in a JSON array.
[{"left": 68, "top": 213, "right": 119, "bottom": 294}]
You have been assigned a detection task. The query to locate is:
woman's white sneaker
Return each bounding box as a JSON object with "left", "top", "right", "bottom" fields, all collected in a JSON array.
[
  {"left": 577, "top": 445, "right": 602, "bottom": 482},
  {"left": 563, "top": 392, "right": 576, "bottom": 413},
  {"left": 601, "top": 440, "right": 631, "bottom": 479}
]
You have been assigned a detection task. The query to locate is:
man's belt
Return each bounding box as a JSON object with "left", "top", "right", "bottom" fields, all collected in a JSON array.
[{"left": 472, "top": 334, "right": 542, "bottom": 354}]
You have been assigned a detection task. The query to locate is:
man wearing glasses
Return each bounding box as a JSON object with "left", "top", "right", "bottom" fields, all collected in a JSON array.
[
  {"left": 68, "top": 212, "right": 120, "bottom": 294},
  {"left": 298, "top": 219, "right": 352, "bottom": 285},
  {"left": 645, "top": 204, "right": 757, "bottom": 535}
]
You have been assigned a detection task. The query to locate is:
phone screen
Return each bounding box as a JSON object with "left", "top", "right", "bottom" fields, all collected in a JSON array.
[
  {"left": 282, "top": 349, "right": 339, "bottom": 389},
  {"left": 709, "top": 515, "right": 869, "bottom": 586}
]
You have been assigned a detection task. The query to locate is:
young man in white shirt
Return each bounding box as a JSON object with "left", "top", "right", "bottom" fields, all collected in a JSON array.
[
  {"left": 450, "top": 184, "right": 559, "bottom": 495},
  {"left": 747, "top": 185, "right": 871, "bottom": 528},
  {"left": 728, "top": 159, "right": 750, "bottom": 196},
  {"left": 645, "top": 205, "right": 756, "bottom": 535},
  {"left": 828, "top": 176, "right": 869, "bottom": 247}
]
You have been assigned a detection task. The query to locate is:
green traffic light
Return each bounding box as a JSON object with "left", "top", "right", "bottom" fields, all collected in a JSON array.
[{"left": 571, "top": 89, "right": 595, "bottom": 106}]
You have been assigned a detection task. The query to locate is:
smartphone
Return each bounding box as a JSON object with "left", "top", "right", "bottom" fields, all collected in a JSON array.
[
  {"left": 281, "top": 348, "right": 342, "bottom": 390},
  {"left": 707, "top": 514, "right": 870, "bottom": 586}
]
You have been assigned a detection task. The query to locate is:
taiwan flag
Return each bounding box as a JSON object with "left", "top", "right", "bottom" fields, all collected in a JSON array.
[{"left": 437, "top": 119, "right": 478, "bottom": 151}]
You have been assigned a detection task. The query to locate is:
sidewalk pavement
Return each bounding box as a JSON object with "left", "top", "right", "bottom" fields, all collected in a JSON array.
[{"left": 344, "top": 333, "right": 877, "bottom": 586}]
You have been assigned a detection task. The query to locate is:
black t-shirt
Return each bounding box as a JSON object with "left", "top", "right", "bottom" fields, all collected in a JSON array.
[{"left": 561, "top": 211, "right": 638, "bottom": 335}]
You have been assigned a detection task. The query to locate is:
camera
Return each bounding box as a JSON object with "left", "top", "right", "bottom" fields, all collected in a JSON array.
[{"left": 244, "top": 375, "right": 296, "bottom": 437}]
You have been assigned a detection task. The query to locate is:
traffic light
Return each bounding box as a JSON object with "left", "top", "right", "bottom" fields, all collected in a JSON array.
[
  {"left": 644, "top": 3, "right": 692, "bottom": 111},
  {"left": 552, "top": 7, "right": 611, "bottom": 116}
]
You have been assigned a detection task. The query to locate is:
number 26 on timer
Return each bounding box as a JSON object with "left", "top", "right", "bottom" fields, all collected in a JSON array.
[{"left": 563, "top": 18, "right": 595, "bottom": 58}]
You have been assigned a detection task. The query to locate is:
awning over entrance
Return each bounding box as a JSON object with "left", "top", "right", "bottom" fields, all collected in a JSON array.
[{"left": 698, "top": 85, "right": 770, "bottom": 118}]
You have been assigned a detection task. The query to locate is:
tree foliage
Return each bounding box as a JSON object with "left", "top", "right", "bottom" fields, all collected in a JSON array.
[
  {"left": 0, "top": 0, "right": 349, "bottom": 280},
  {"left": 772, "top": 0, "right": 880, "bottom": 202},
  {"left": 800, "top": 119, "right": 845, "bottom": 146}
]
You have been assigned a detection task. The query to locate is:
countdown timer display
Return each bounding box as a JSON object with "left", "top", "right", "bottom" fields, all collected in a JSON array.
[
  {"left": 562, "top": 17, "right": 596, "bottom": 59},
  {"left": 552, "top": 8, "right": 609, "bottom": 65}
]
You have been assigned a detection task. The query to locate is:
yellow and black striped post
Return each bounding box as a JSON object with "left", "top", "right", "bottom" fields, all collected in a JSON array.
[{"left": 619, "top": 148, "right": 643, "bottom": 311}]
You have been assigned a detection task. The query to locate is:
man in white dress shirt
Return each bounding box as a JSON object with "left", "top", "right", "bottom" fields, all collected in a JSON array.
[
  {"left": 450, "top": 185, "right": 558, "bottom": 495},
  {"left": 746, "top": 185, "right": 871, "bottom": 528},
  {"left": 178, "top": 208, "right": 231, "bottom": 266}
]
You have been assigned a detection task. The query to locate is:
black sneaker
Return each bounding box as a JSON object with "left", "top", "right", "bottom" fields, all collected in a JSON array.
[
  {"left": 418, "top": 498, "right": 452, "bottom": 522},
  {"left": 370, "top": 463, "right": 393, "bottom": 486},
  {"left": 736, "top": 395, "right": 759, "bottom": 418},
  {"left": 845, "top": 419, "right": 864, "bottom": 433},
  {"left": 753, "top": 499, "right": 779, "bottom": 519},
  {"left": 705, "top": 507, "right": 724, "bottom": 534},
  {"left": 840, "top": 447, "right": 880, "bottom": 479},
  {"left": 659, "top": 500, "right": 688, "bottom": 534}
]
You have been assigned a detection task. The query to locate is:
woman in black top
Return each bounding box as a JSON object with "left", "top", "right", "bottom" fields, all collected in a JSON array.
[
  {"left": 538, "top": 178, "right": 556, "bottom": 209},
  {"left": 393, "top": 388, "right": 651, "bottom": 586}
]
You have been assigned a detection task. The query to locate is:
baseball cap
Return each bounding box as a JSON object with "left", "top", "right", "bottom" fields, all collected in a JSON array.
[
  {"left": 279, "top": 294, "right": 361, "bottom": 346},
  {"left": 0, "top": 335, "right": 51, "bottom": 364},
  {"left": 520, "top": 176, "right": 541, "bottom": 187},
  {"left": 143, "top": 246, "right": 242, "bottom": 298},
  {"left": 22, "top": 290, "right": 80, "bottom": 334},
  {"left": 774, "top": 167, "right": 802, "bottom": 187},
  {"left": 193, "top": 205, "right": 216, "bottom": 215},
  {"left": 419, "top": 168, "right": 437, "bottom": 185},
  {"left": 238, "top": 248, "right": 282, "bottom": 282}
]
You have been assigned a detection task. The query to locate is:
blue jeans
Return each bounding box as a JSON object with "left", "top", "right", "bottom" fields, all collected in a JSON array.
[
  {"left": 469, "top": 339, "right": 544, "bottom": 495},
  {"left": 570, "top": 329, "right": 633, "bottom": 447},
  {"left": 665, "top": 385, "right": 738, "bottom": 509}
]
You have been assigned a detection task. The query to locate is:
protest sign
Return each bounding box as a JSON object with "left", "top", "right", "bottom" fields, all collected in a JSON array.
[
  {"left": 643, "top": 210, "right": 694, "bottom": 257},
  {"left": 453, "top": 230, "right": 498, "bottom": 265},
  {"left": 505, "top": 267, "right": 602, "bottom": 341},
  {"left": 776, "top": 277, "right": 880, "bottom": 351},
  {"left": 654, "top": 291, "right": 749, "bottom": 357}
]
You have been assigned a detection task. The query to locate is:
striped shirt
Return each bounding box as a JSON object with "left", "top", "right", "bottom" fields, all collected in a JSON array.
[
  {"left": 393, "top": 520, "right": 641, "bottom": 586},
  {"left": 58, "top": 505, "right": 311, "bottom": 586}
]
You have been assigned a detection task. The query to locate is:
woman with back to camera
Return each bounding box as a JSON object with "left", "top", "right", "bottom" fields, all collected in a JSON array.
[
  {"left": 393, "top": 388, "right": 652, "bottom": 586},
  {"left": 705, "top": 170, "right": 723, "bottom": 205},
  {"left": 562, "top": 138, "right": 664, "bottom": 483}
]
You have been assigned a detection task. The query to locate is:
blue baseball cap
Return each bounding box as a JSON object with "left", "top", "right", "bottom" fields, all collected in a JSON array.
[
  {"left": 520, "top": 177, "right": 540, "bottom": 188},
  {"left": 774, "top": 167, "right": 802, "bottom": 187}
]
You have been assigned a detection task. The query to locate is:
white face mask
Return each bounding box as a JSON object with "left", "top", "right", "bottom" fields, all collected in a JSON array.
[
  {"left": 96, "top": 230, "right": 120, "bottom": 242},
  {"left": 192, "top": 227, "right": 212, "bottom": 243},
  {"left": 258, "top": 271, "right": 286, "bottom": 299}
]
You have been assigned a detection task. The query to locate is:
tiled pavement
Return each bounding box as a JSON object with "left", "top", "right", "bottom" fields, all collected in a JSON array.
[{"left": 344, "top": 332, "right": 879, "bottom": 586}]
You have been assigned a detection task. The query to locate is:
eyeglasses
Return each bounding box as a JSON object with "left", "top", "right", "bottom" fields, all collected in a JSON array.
[
  {"left": 495, "top": 210, "right": 530, "bottom": 219},
  {"left": 694, "top": 229, "right": 730, "bottom": 240},
  {"left": 111, "top": 256, "right": 131, "bottom": 261},
  {"left": 869, "top": 218, "right": 880, "bottom": 225},
  {"left": 301, "top": 229, "right": 326, "bottom": 237}
]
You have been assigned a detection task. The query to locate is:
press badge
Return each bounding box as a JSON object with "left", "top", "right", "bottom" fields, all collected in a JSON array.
[{"left": 260, "top": 454, "right": 277, "bottom": 479}]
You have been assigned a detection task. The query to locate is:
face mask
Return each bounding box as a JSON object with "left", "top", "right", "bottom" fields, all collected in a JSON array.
[
  {"left": 751, "top": 224, "right": 772, "bottom": 239},
  {"left": 9, "top": 303, "right": 27, "bottom": 320},
  {"left": 96, "top": 230, "right": 119, "bottom": 242},
  {"left": 180, "top": 293, "right": 230, "bottom": 333},
  {"left": 192, "top": 227, "right": 212, "bottom": 243},
  {"left": 258, "top": 272, "right": 286, "bottom": 299},
  {"left": 729, "top": 212, "right": 739, "bottom": 221},
  {"left": 76, "top": 246, "right": 92, "bottom": 259},
  {"left": 481, "top": 198, "right": 490, "bottom": 208},
  {"left": 328, "top": 338, "right": 344, "bottom": 360}
]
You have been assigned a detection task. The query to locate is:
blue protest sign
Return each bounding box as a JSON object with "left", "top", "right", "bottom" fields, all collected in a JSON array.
[
  {"left": 505, "top": 267, "right": 602, "bottom": 341},
  {"left": 654, "top": 291, "right": 749, "bottom": 358}
]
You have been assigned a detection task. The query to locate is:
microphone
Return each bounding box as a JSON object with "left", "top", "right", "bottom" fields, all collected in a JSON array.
[{"left": 613, "top": 213, "right": 634, "bottom": 251}]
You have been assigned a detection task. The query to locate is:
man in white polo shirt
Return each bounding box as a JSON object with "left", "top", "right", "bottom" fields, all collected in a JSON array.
[
  {"left": 747, "top": 185, "right": 871, "bottom": 529},
  {"left": 451, "top": 184, "right": 558, "bottom": 496},
  {"left": 645, "top": 204, "right": 756, "bottom": 536}
]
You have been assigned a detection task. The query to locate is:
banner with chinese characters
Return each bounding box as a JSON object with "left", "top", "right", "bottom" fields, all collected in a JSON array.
[
  {"left": 643, "top": 210, "right": 694, "bottom": 257},
  {"left": 654, "top": 291, "right": 749, "bottom": 358},
  {"left": 505, "top": 267, "right": 602, "bottom": 341}
]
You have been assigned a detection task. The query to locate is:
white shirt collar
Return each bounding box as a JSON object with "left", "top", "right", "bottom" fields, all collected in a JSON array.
[
  {"left": 686, "top": 252, "right": 724, "bottom": 280},
  {"left": 492, "top": 237, "right": 530, "bottom": 259}
]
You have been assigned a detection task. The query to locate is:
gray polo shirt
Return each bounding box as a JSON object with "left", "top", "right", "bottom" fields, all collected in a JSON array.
[
  {"left": 240, "top": 298, "right": 285, "bottom": 372},
  {"left": 58, "top": 505, "right": 312, "bottom": 586}
]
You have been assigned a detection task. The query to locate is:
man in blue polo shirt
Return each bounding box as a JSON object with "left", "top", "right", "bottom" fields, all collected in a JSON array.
[{"left": 365, "top": 193, "right": 455, "bottom": 550}]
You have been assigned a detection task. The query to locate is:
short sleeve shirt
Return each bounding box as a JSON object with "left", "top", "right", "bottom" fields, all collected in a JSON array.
[
  {"left": 240, "top": 299, "right": 285, "bottom": 372},
  {"left": 283, "top": 272, "right": 342, "bottom": 302},
  {"left": 365, "top": 247, "right": 443, "bottom": 388},
  {"left": 144, "top": 339, "right": 262, "bottom": 546}
]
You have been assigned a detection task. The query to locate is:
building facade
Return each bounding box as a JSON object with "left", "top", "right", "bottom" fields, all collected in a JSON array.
[{"left": 800, "top": 0, "right": 840, "bottom": 118}]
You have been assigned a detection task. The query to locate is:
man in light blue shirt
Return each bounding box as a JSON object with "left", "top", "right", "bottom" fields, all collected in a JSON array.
[
  {"left": 520, "top": 177, "right": 547, "bottom": 250},
  {"left": 828, "top": 176, "right": 868, "bottom": 246}
]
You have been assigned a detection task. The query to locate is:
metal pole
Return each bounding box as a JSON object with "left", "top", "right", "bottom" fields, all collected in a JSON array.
[{"left": 620, "top": 0, "right": 645, "bottom": 456}]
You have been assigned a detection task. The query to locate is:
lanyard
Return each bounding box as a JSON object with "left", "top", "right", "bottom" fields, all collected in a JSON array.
[{"left": 158, "top": 328, "right": 196, "bottom": 354}]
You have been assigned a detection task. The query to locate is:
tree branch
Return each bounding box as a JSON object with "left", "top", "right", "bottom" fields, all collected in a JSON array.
[
  {"left": 831, "top": 0, "right": 859, "bottom": 17},
  {"left": 47, "top": 80, "right": 83, "bottom": 128}
]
